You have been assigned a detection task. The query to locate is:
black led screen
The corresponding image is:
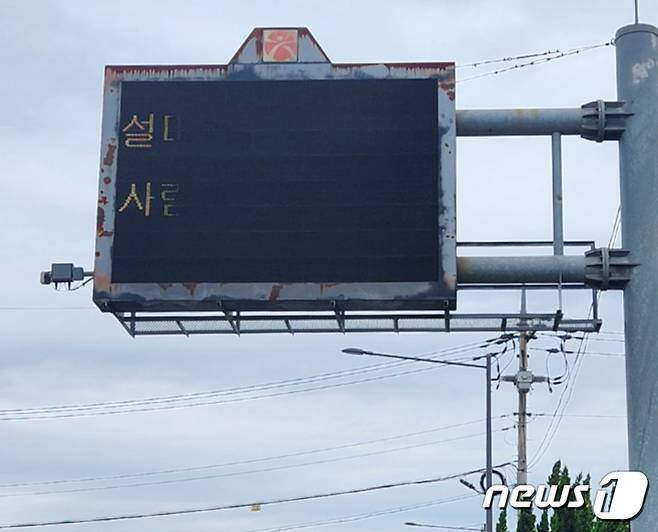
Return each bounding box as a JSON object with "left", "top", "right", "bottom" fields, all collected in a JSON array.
[{"left": 111, "top": 79, "right": 440, "bottom": 284}]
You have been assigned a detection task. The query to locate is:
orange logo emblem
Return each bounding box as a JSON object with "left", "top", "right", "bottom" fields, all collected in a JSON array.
[{"left": 263, "top": 29, "right": 298, "bottom": 62}]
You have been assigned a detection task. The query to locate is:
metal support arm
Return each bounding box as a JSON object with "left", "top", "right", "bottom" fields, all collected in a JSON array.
[
  {"left": 456, "top": 101, "right": 628, "bottom": 140},
  {"left": 457, "top": 249, "right": 634, "bottom": 288},
  {"left": 458, "top": 255, "right": 585, "bottom": 284}
]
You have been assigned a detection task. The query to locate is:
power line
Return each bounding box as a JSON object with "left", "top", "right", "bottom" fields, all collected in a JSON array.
[
  {"left": 458, "top": 40, "right": 614, "bottom": 83},
  {"left": 0, "top": 416, "right": 501, "bottom": 489},
  {"left": 458, "top": 41, "right": 610, "bottom": 70},
  {"left": 0, "top": 464, "right": 510, "bottom": 529},
  {"left": 609, "top": 205, "right": 622, "bottom": 248},
  {"left": 538, "top": 333, "right": 625, "bottom": 344},
  {"left": 241, "top": 494, "right": 477, "bottom": 532},
  {"left": 0, "top": 364, "right": 468, "bottom": 421},
  {"left": 530, "top": 413, "right": 626, "bottom": 419},
  {"left": 0, "top": 426, "right": 513, "bottom": 498},
  {"left": 0, "top": 342, "right": 481, "bottom": 412},
  {"left": 405, "top": 524, "right": 481, "bottom": 531},
  {"left": 458, "top": 48, "right": 564, "bottom": 69},
  {"left": 528, "top": 208, "right": 624, "bottom": 468},
  {"left": 528, "top": 304, "right": 592, "bottom": 471},
  {"left": 530, "top": 347, "right": 625, "bottom": 358},
  {"left": 585, "top": 336, "right": 625, "bottom": 343},
  {"left": 0, "top": 368, "right": 454, "bottom": 421},
  {"left": 595, "top": 331, "right": 625, "bottom": 337},
  {"left": 527, "top": 207, "right": 623, "bottom": 471},
  {"left": 0, "top": 307, "right": 92, "bottom": 311},
  {"left": 579, "top": 351, "right": 624, "bottom": 358},
  {"left": 0, "top": 357, "right": 420, "bottom": 413},
  {"left": 0, "top": 343, "right": 485, "bottom": 421}
]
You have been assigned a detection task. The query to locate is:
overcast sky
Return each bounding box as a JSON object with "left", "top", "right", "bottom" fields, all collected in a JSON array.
[{"left": 1, "top": 1, "right": 656, "bottom": 531}]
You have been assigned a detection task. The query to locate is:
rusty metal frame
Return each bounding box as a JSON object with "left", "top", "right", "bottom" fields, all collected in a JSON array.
[
  {"left": 93, "top": 27, "right": 457, "bottom": 314},
  {"left": 112, "top": 310, "right": 601, "bottom": 337}
]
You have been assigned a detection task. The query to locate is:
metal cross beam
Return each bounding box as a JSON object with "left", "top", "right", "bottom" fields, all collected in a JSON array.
[{"left": 456, "top": 101, "right": 628, "bottom": 140}]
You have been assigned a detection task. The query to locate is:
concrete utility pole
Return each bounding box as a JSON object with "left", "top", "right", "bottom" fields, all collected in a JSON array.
[
  {"left": 616, "top": 22, "right": 658, "bottom": 532},
  {"left": 498, "top": 293, "right": 540, "bottom": 488},
  {"left": 517, "top": 332, "right": 529, "bottom": 486}
]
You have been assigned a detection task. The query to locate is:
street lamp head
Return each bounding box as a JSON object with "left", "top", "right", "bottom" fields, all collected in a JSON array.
[{"left": 341, "top": 347, "right": 368, "bottom": 355}]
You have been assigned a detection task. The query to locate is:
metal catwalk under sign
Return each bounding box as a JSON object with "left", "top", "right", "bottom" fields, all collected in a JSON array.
[{"left": 114, "top": 310, "right": 601, "bottom": 337}]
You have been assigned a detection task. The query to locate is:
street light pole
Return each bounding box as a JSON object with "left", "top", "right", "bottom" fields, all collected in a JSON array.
[
  {"left": 472, "top": 350, "right": 493, "bottom": 532},
  {"left": 341, "top": 347, "right": 494, "bottom": 532},
  {"left": 485, "top": 352, "right": 493, "bottom": 532}
]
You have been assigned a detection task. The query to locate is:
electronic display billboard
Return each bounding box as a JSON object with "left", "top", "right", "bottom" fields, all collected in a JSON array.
[{"left": 93, "top": 28, "right": 456, "bottom": 312}]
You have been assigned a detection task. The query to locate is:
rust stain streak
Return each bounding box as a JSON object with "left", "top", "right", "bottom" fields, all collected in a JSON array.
[
  {"left": 96, "top": 206, "right": 113, "bottom": 237},
  {"left": 298, "top": 27, "right": 331, "bottom": 62},
  {"left": 183, "top": 283, "right": 198, "bottom": 296},
  {"left": 320, "top": 283, "right": 340, "bottom": 294},
  {"left": 269, "top": 284, "right": 283, "bottom": 301},
  {"left": 94, "top": 274, "right": 111, "bottom": 292},
  {"left": 103, "top": 143, "right": 117, "bottom": 166},
  {"left": 107, "top": 64, "right": 230, "bottom": 74},
  {"left": 229, "top": 28, "right": 260, "bottom": 64},
  {"left": 334, "top": 61, "right": 454, "bottom": 70}
]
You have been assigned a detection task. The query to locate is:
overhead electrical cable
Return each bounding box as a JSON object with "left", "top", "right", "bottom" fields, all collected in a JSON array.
[
  {"left": 405, "top": 524, "right": 482, "bottom": 531},
  {"left": 458, "top": 41, "right": 611, "bottom": 69},
  {"left": 527, "top": 207, "right": 623, "bottom": 470},
  {"left": 0, "top": 427, "right": 513, "bottom": 498},
  {"left": 530, "top": 413, "right": 625, "bottom": 419},
  {"left": 458, "top": 40, "right": 614, "bottom": 83},
  {"left": 0, "top": 307, "right": 92, "bottom": 311},
  {"left": 240, "top": 494, "right": 476, "bottom": 532},
  {"left": 527, "top": 308, "right": 591, "bottom": 470},
  {"left": 0, "top": 342, "right": 485, "bottom": 421},
  {"left": 0, "top": 464, "right": 511, "bottom": 529},
  {"left": 0, "top": 368, "right": 459, "bottom": 421},
  {"left": 0, "top": 341, "right": 482, "bottom": 412},
  {"left": 0, "top": 416, "right": 503, "bottom": 489},
  {"left": 0, "top": 426, "right": 513, "bottom": 498},
  {"left": 530, "top": 347, "right": 625, "bottom": 358},
  {"left": 538, "top": 332, "right": 625, "bottom": 343}
]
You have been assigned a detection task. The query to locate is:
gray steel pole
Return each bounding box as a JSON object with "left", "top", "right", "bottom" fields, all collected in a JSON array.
[
  {"left": 616, "top": 23, "right": 658, "bottom": 532},
  {"left": 485, "top": 352, "right": 493, "bottom": 532},
  {"left": 551, "top": 133, "right": 564, "bottom": 256}
]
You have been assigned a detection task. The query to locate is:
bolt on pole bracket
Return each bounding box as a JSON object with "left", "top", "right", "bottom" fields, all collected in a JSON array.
[
  {"left": 585, "top": 247, "right": 637, "bottom": 289},
  {"left": 580, "top": 100, "right": 630, "bottom": 142}
]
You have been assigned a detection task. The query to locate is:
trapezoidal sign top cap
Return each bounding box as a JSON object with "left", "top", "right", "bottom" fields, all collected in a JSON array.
[{"left": 230, "top": 27, "right": 331, "bottom": 64}]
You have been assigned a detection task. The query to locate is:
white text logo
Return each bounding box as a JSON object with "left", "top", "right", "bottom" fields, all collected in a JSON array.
[{"left": 483, "top": 471, "right": 648, "bottom": 520}]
